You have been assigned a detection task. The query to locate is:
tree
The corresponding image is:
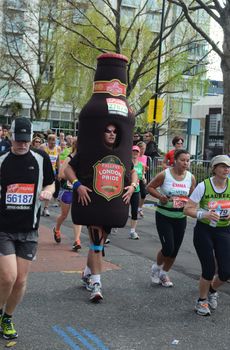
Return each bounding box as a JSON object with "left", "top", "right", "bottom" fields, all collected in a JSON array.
[
  {"left": 54, "top": 0, "right": 209, "bottom": 136},
  {"left": 0, "top": 0, "right": 66, "bottom": 120},
  {"left": 168, "top": 0, "right": 229, "bottom": 152}
]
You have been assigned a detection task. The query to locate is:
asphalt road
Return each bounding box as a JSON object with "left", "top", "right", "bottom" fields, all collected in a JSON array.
[{"left": 1, "top": 204, "right": 230, "bottom": 350}]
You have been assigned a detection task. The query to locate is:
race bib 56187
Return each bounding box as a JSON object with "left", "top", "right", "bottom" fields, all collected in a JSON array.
[{"left": 6, "top": 183, "right": 35, "bottom": 206}]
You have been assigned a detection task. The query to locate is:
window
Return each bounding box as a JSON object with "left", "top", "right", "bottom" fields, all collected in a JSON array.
[
  {"left": 72, "top": 4, "right": 88, "bottom": 24},
  {"left": 6, "top": 0, "right": 26, "bottom": 9},
  {"left": 145, "top": 11, "right": 161, "bottom": 32},
  {"left": 122, "top": 0, "right": 140, "bottom": 6},
  {"left": 4, "top": 34, "right": 23, "bottom": 55},
  {"left": 41, "top": 63, "right": 54, "bottom": 82},
  {"left": 4, "top": 12, "right": 24, "bottom": 33},
  {"left": 121, "top": 5, "right": 136, "bottom": 25}
]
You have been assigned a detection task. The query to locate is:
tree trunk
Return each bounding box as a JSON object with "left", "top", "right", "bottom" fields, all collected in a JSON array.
[{"left": 221, "top": 7, "right": 230, "bottom": 154}]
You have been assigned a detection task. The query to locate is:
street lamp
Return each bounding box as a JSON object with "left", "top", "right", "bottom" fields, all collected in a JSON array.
[{"left": 152, "top": 0, "right": 166, "bottom": 140}]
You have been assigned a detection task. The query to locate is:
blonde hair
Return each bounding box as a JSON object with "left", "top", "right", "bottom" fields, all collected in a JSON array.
[{"left": 137, "top": 141, "right": 146, "bottom": 148}]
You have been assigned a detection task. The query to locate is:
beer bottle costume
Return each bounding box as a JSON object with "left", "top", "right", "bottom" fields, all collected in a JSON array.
[{"left": 70, "top": 53, "right": 135, "bottom": 227}]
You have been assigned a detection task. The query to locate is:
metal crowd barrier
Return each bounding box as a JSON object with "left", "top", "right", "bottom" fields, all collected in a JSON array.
[{"left": 147, "top": 157, "right": 211, "bottom": 183}]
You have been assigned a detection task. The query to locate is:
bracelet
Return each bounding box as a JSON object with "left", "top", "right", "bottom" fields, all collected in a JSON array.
[
  {"left": 196, "top": 210, "right": 204, "bottom": 220},
  {"left": 72, "top": 179, "right": 82, "bottom": 190},
  {"left": 131, "top": 182, "right": 137, "bottom": 189}
]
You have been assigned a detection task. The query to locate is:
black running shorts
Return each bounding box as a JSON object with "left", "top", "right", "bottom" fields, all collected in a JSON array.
[{"left": 0, "top": 230, "right": 38, "bottom": 261}]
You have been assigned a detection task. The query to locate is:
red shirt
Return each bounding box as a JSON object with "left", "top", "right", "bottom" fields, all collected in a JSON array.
[{"left": 164, "top": 149, "right": 175, "bottom": 166}]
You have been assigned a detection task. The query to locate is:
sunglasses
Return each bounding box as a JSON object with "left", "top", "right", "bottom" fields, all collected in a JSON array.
[
  {"left": 176, "top": 141, "right": 183, "bottom": 144},
  {"left": 105, "top": 128, "right": 117, "bottom": 134}
]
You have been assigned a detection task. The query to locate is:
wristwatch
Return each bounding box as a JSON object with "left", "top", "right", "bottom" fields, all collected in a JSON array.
[{"left": 131, "top": 182, "right": 137, "bottom": 190}]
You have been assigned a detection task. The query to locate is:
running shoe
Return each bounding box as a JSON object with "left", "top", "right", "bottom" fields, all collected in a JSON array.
[
  {"left": 159, "top": 272, "right": 173, "bottom": 287},
  {"left": 1, "top": 317, "right": 18, "bottom": 340},
  {"left": 53, "top": 227, "right": 61, "bottom": 243},
  {"left": 112, "top": 228, "right": 118, "bottom": 234},
  {"left": 139, "top": 209, "right": 144, "bottom": 218},
  {"left": 151, "top": 264, "right": 160, "bottom": 284},
  {"left": 90, "top": 283, "right": 103, "bottom": 302},
  {"left": 208, "top": 292, "right": 218, "bottom": 310},
  {"left": 43, "top": 207, "right": 50, "bottom": 217},
  {"left": 195, "top": 300, "right": 211, "bottom": 316},
  {"left": 104, "top": 238, "right": 110, "bottom": 244},
  {"left": 129, "top": 232, "right": 139, "bottom": 240},
  {"left": 72, "top": 240, "right": 81, "bottom": 251},
  {"left": 81, "top": 272, "right": 93, "bottom": 291}
]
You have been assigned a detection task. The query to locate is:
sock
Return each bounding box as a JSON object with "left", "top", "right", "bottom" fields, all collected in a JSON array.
[
  {"left": 91, "top": 274, "right": 101, "bottom": 285},
  {"left": 84, "top": 266, "right": 91, "bottom": 277},
  {"left": 152, "top": 263, "right": 161, "bottom": 271},
  {"left": 138, "top": 207, "right": 141, "bottom": 211},
  {"left": 159, "top": 269, "right": 168, "bottom": 276},
  {"left": 130, "top": 228, "right": 135, "bottom": 233},
  {"left": 209, "top": 286, "right": 217, "bottom": 294},
  {"left": 198, "top": 298, "right": 206, "bottom": 302}
]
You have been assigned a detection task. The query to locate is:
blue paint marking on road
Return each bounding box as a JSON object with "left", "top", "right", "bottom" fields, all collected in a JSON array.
[
  {"left": 52, "top": 325, "right": 81, "bottom": 350},
  {"left": 66, "top": 327, "right": 96, "bottom": 350},
  {"left": 81, "top": 328, "right": 109, "bottom": 350}
]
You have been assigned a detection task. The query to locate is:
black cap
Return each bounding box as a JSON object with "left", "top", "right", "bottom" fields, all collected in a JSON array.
[{"left": 10, "top": 117, "right": 33, "bottom": 142}]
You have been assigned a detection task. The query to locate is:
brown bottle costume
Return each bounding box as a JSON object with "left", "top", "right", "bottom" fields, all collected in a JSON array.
[{"left": 70, "top": 53, "right": 135, "bottom": 228}]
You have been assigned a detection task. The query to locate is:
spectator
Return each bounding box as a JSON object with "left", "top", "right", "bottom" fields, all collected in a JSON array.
[
  {"left": 162, "top": 136, "right": 184, "bottom": 169},
  {"left": 0, "top": 124, "right": 11, "bottom": 152},
  {"left": 133, "top": 132, "right": 142, "bottom": 145},
  {"left": 143, "top": 131, "right": 160, "bottom": 160},
  {"left": 31, "top": 136, "right": 42, "bottom": 149}
]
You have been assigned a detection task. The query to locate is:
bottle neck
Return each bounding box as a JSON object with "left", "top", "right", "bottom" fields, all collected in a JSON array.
[{"left": 93, "top": 57, "right": 127, "bottom": 97}]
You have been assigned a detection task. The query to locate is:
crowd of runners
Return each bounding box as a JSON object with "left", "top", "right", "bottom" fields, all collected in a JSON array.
[{"left": 0, "top": 118, "right": 230, "bottom": 341}]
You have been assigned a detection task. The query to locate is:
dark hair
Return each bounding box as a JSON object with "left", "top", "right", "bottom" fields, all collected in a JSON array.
[
  {"left": 174, "top": 149, "right": 190, "bottom": 160},
  {"left": 172, "top": 136, "right": 184, "bottom": 146}
]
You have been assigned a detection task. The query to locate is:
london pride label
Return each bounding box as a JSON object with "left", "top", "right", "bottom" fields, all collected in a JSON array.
[{"left": 93, "top": 155, "right": 125, "bottom": 201}]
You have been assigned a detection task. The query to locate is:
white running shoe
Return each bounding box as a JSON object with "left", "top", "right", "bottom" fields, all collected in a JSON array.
[
  {"left": 151, "top": 264, "right": 160, "bottom": 284},
  {"left": 81, "top": 273, "right": 93, "bottom": 291},
  {"left": 129, "top": 232, "right": 139, "bottom": 240},
  {"left": 159, "top": 272, "right": 173, "bottom": 287},
  {"left": 195, "top": 300, "right": 211, "bottom": 316},
  {"left": 90, "top": 283, "right": 103, "bottom": 302},
  {"left": 208, "top": 292, "right": 218, "bottom": 310},
  {"left": 43, "top": 207, "right": 50, "bottom": 216}
]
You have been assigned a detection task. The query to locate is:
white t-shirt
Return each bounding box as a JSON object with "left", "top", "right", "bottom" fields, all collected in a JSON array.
[{"left": 190, "top": 177, "right": 228, "bottom": 203}]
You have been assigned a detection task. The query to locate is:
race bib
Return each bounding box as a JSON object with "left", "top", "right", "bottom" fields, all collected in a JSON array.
[
  {"left": 6, "top": 183, "right": 35, "bottom": 208},
  {"left": 208, "top": 200, "right": 230, "bottom": 219},
  {"left": 208, "top": 199, "right": 230, "bottom": 219},
  {"left": 172, "top": 196, "right": 188, "bottom": 209}
]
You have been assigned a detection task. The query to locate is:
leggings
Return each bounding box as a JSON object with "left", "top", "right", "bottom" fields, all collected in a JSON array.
[
  {"left": 130, "top": 191, "right": 139, "bottom": 220},
  {"left": 193, "top": 221, "right": 230, "bottom": 281},
  {"left": 139, "top": 180, "right": 147, "bottom": 199},
  {"left": 155, "top": 211, "right": 187, "bottom": 258},
  {"left": 53, "top": 179, "right": 60, "bottom": 199}
]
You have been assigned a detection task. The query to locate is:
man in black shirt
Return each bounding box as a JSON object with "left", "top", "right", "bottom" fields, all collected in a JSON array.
[
  {"left": 0, "top": 124, "right": 11, "bottom": 152},
  {"left": 0, "top": 117, "right": 55, "bottom": 340}
]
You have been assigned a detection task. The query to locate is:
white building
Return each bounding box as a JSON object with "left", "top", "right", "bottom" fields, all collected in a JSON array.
[{"left": 0, "top": 0, "right": 211, "bottom": 143}]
